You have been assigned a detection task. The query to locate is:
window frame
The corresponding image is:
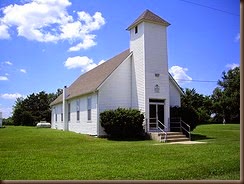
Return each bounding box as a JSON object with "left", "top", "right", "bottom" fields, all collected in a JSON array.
[
  {"left": 68, "top": 103, "right": 71, "bottom": 122},
  {"left": 61, "top": 106, "right": 63, "bottom": 122},
  {"left": 135, "top": 26, "right": 138, "bottom": 34},
  {"left": 76, "top": 99, "right": 80, "bottom": 122},
  {"left": 87, "top": 97, "right": 92, "bottom": 121},
  {"left": 54, "top": 107, "right": 57, "bottom": 122}
]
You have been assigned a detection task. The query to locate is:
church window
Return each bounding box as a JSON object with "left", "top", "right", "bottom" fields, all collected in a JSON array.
[
  {"left": 76, "top": 99, "right": 80, "bottom": 121},
  {"left": 135, "top": 26, "right": 138, "bottom": 34},
  {"left": 68, "top": 103, "right": 71, "bottom": 122},
  {"left": 87, "top": 97, "right": 92, "bottom": 121}
]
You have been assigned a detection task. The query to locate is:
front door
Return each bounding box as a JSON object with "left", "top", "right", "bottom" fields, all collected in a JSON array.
[{"left": 149, "top": 99, "right": 165, "bottom": 131}]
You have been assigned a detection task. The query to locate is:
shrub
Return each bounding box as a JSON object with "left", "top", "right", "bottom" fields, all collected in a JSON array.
[
  {"left": 2, "top": 117, "right": 14, "bottom": 126},
  {"left": 170, "top": 106, "right": 198, "bottom": 131},
  {"left": 100, "top": 108, "right": 144, "bottom": 139}
]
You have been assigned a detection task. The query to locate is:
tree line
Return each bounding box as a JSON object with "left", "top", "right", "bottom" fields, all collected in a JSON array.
[
  {"left": 3, "top": 67, "right": 240, "bottom": 129},
  {"left": 171, "top": 66, "right": 240, "bottom": 130},
  {"left": 3, "top": 89, "right": 62, "bottom": 126}
]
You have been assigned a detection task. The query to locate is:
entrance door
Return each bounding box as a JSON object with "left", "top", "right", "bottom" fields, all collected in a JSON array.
[{"left": 149, "top": 99, "right": 164, "bottom": 131}]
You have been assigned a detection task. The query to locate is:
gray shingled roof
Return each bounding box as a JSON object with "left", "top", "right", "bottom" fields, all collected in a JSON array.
[
  {"left": 50, "top": 49, "right": 131, "bottom": 106},
  {"left": 126, "top": 9, "right": 170, "bottom": 30}
]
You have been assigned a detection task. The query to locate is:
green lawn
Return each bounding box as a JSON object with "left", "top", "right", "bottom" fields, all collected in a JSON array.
[{"left": 0, "top": 124, "right": 240, "bottom": 180}]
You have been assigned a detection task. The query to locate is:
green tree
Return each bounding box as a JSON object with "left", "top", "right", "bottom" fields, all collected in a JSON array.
[
  {"left": 171, "top": 88, "right": 213, "bottom": 131},
  {"left": 12, "top": 89, "right": 62, "bottom": 126},
  {"left": 211, "top": 67, "right": 240, "bottom": 123},
  {"left": 2, "top": 117, "right": 14, "bottom": 125}
]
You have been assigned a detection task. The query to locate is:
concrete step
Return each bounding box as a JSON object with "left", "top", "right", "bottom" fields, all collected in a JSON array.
[
  {"left": 148, "top": 132, "right": 190, "bottom": 143},
  {"left": 159, "top": 132, "right": 183, "bottom": 136},
  {"left": 160, "top": 132, "right": 186, "bottom": 139},
  {"left": 166, "top": 137, "right": 190, "bottom": 143},
  {"left": 166, "top": 135, "right": 187, "bottom": 139}
]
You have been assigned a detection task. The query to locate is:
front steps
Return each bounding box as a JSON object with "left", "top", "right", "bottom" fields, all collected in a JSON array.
[{"left": 149, "top": 131, "right": 190, "bottom": 143}]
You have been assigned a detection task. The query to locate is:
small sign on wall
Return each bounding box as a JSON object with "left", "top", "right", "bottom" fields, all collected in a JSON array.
[{"left": 154, "top": 84, "right": 160, "bottom": 93}]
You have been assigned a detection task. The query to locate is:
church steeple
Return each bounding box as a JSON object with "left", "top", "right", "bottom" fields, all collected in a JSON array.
[
  {"left": 126, "top": 9, "right": 170, "bottom": 31},
  {"left": 128, "top": 10, "right": 171, "bottom": 130}
]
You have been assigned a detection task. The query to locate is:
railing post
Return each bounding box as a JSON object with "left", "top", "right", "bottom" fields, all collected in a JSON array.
[
  {"left": 144, "top": 119, "right": 147, "bottom": 132},
  {"left": 146, "top": 118, "right": 149, "bottom": 132},
  {"left": 189, "top": 124, "right": 191, "bottom": 140},
  {"left": 180, "top": 118, "right": 182, "bottom": 133}
]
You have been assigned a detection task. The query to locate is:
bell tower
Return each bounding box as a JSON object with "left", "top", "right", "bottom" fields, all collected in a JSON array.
[{"left": 127, "top": 10, "right": 171, "bottom": 131}]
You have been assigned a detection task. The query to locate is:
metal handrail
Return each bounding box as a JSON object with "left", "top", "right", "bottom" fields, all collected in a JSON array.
[
  {"left": 180, "top": 119, "right": 191, "bottom": 140},
  {"left": 148, "top": 118, "right": 168, "bottom": 142},
  {"left": 158, "top": 120, "right": 167, "bottom": 143}
]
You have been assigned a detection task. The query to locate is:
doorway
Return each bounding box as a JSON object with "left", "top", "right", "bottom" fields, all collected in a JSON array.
[{"left": 149, "top": 99, "right": 165, "bottom": 131}]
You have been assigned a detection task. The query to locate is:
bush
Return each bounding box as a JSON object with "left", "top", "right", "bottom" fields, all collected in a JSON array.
[
  {"left": 170, "top": 106, "right": 198, "bottom": 131},
  {"left": 2, "top": 117, "right": 14, "bottom": 125},
  {"left": 100, "top": 108, "right": 145, "bottom": 139}
]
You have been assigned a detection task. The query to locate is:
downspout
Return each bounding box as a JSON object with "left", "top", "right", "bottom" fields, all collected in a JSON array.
[
  {"left": 96, "top": 91, "right": 100, "bottom": 137},
  {"left": 63, "top": 86, "right": 67, "bottom": 131}
]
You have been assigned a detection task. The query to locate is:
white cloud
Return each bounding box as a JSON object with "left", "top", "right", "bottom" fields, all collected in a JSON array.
[
  {"left": 0, "top": 0, "right": 105, "bottom": 51},
  {"left": 169, "top": 66, "right": 192, "bottom": 84},
  {"left": 4, "top": 61, "right": 13, "bottom": 65},
  {"left": 0, "top": 106, "right": 12, "bottom": 118},
  {"left": 64, "top": 56, "right": 95, "bottom": 72},
  {"left": 0, "top": 93, "right": 23, "bottom": 100},
  {"left": 64, "top": 56, "right": 105, "bottom": 72},
  {"left": 0, "top": 24, "right": 10, "bottom": 39},
  {"left": 68, "top": 34, "right": 96, "bottom": 51},
  {"left": 85, "top": 63, "right": 98, "bottom": 72},
  {"left": 77, "top": 11, "right": 105, "bottom": 31},
  {"left": 98, "top": 59, "right": 105, "bottom": 65},
  {"left": 20, "top": 69, "right": 27, "bottom": 73},
  {"left": 235, "top": 33, "right": 240, "bottom": 42},
  {"left": 0, "top": 76, "right": 8, "bottom": 81},
  {"left": 225, "top": 63, "right": 239, "bottom": 69}
]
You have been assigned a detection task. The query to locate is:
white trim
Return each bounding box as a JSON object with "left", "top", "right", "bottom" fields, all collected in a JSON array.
[{"left": 169, "top": 73, "right": 184, "bottom": 95}]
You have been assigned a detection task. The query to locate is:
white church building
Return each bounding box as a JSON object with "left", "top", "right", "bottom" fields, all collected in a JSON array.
[{"left": 50, "top": 10, "right": 184, "bottom": 137}]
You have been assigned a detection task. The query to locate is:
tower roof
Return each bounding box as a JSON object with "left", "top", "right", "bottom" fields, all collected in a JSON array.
[{"left": 126, "top": 9, "right": 170, "bottom": 30}]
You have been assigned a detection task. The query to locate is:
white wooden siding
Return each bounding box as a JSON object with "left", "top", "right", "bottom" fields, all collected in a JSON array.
[
  {"left": 51, "top": 104, "right": 64, "bottom": 130},
  {"left": 143, "top": 22, "right": 170, "bottom": 129},
  {"left": 130, "top": 23, "right": 145, "bottom": 112},
  {"left": 98, "top": 56, "right": 132, "bottom": 112},
  {"left": 169, "top": 78, "right": 181, "bottom": 107},
  {"left": 51, "top": 93, "right": 98, "bottom": 135},
  {"left": 98, "top": 56, "right": 132, "bottom": 136}
]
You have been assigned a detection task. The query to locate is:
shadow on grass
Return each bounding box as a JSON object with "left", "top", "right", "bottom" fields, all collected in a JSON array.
[
  {"left": 105, "top": 134, "right": 151, "bottom": 142},
  {"left": 107, "top": 138, "right": 147, "bottom": 142},
  {"left": 191, "top": 133, "right": 214, "bottom": 141}
]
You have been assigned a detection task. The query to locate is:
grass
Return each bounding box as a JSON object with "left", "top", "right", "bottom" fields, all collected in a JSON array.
[{"left": 0, "top": 124, "right": 240, "bottom": 180}]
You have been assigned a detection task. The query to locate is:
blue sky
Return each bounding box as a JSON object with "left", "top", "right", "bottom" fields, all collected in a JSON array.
[{"left": 0, "top": 0, "right": 240, "bottom": 118}]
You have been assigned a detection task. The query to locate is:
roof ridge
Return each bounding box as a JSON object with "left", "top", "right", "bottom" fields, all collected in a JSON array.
[
  {"left": 50, "top": 49, "right": 131, "bottom": 106},
  {"left": 126, "top": 9, "right": 170, "bottom": 30}
]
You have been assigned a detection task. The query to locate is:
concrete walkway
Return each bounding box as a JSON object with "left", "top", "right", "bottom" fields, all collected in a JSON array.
[
  {"left": 168, "top": 140, "right": 207, "bottom": 144},
  {"left": 153, "top": 141, "right": 207, "bottom": 145}
]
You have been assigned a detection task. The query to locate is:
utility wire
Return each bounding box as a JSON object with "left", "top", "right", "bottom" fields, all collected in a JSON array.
[
  {"left": 175, "top": 79, "right": 218, "bottom": 83},
  {"left": 178, "top": 0, "right": 240, "bottom": 17}
]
